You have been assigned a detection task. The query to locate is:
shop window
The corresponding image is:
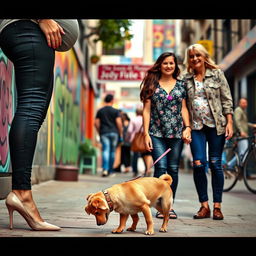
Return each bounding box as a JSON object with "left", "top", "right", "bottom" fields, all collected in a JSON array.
[{"left": 222, "top": 20, "right": 231, "bottom": 56}]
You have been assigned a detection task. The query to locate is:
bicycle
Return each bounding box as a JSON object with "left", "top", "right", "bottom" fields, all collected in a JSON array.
[{"left": 222, "top": 130, "right": 256, "bottom": 194}]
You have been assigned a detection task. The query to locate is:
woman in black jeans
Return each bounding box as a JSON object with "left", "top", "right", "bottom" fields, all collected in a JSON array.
[{"left": 0, "top": 19, "right": 64, "bottom": 230}]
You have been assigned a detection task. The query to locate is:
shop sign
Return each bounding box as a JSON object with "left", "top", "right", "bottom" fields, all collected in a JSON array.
[
  {"left": 97, "top": 64, "right": 152, "bottom": 82},
  {"left": 197, "top": 40, "right": 214, "bottom": 57}
]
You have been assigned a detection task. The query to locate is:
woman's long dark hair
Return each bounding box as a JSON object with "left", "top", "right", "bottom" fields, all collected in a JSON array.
[{"left": 140, "top": 52, "right": 180, "bottom": 102}]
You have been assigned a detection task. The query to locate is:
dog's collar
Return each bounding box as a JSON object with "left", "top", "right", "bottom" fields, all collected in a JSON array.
[{"left": 102, "top": 190, "right": 114, "bottom": 212}]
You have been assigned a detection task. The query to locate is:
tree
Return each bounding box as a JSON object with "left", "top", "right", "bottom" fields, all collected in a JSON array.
[{"left": 84, "top": 19, "right": 133, "bottom": 50}]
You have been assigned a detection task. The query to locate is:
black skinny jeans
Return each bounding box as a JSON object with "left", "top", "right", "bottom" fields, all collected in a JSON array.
[{"left": 0, "top": 20, "right": 55, "bottom": 189}]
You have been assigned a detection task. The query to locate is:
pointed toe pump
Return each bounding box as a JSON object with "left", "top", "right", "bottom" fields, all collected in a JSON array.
[{"left": 5, "top": 192, "right": 61, "bottom": 231}]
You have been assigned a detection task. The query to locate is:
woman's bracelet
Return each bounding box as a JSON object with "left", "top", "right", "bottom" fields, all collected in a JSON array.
[{"left": 184, "top": 126, "right": 192, "bottom": 130}]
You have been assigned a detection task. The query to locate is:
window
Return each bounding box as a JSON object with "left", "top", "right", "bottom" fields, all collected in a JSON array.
[
  {"left": 250, "top": 20, "right": 256, "bottom": 29},
  {"left": 222, "top": 20, "right": 231, "bottom": 56}
]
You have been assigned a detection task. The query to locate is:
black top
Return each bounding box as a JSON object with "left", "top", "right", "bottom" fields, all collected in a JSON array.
[{"left": 96, "top": 106, "right": 120, "bottom": 135}]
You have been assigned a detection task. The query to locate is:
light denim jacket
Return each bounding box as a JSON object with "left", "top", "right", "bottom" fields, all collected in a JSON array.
[{"left": 181, "top": 68, "right": 234, "bottom": 135}]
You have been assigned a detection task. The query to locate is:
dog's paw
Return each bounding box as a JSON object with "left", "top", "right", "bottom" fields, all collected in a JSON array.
[
  {"left": 111, "top": 228, "right": 124, "bottom": 234},
  {"left": 159, "top": 227, "right": 167, "bottom": 232},
  {"left": 145, "top": 230, "right": 154, "bottom": 235}
]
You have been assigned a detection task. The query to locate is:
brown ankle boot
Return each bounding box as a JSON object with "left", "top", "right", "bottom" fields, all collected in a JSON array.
[
  {"left": 193, "top": 206, "right": 211, "bottom": 219},
  {"left": 213, "top": 207, "right": 224, "bottom": 220}
]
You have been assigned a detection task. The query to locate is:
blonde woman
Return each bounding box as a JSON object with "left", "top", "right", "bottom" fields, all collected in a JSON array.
[{"left": 182, "top": 44, "right": 233, "bottom": 220}]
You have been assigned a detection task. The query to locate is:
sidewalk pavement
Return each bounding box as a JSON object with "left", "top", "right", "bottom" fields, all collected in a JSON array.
[{"left": 0, "top": 170, "right": 256, "bottom": 238}]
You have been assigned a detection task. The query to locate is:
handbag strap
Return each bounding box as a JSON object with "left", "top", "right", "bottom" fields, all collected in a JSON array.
[{"left": 138, "top": 124, "right": 143, "bottom": 132}]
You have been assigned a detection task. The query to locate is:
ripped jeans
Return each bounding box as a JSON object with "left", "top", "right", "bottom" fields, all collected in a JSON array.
[{"left": 190, "top": 126, "right": 225, "bottom": 203}]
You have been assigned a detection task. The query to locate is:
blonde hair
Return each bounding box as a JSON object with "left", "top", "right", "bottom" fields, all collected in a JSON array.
[{"left": 183, "top": 43, "right": 219, "bottom": 73}]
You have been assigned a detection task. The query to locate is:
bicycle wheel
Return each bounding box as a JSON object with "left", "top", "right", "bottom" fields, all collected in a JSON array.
[
  {"left": 243, "top": 148, "right": 256, "bottom": 194},
  {"left": 222, "top": 146, "right": 239, "bottom": 192}
]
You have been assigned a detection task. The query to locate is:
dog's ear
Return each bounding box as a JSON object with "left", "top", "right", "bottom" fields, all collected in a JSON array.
[
  {"left": 86, "top": 193, "right": 93, "bottom": 201},
  {"left": 92, "top": 199, "right": 100, "bottom": 209},
  {"left": 85, "top": 205, "right": 91, "bottom": 215},
  {"left": 98, "top": 199, "right": 108, "bottom": 211},
  {"left": 92, "top": 198, "right": 108, "bottom": 211}
]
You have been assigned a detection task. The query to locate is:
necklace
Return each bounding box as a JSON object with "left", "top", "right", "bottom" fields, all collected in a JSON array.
[{"left": 167, "top": 94, "right": 173, "bottom": 101}]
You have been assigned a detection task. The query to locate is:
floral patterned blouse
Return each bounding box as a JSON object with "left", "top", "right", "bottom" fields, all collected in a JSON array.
[
  {"left": 192, "top": 78, "right": 215, "bottom": 130},
  {"left": 149, "top": 79, "right": 187, "bottom": 139}
]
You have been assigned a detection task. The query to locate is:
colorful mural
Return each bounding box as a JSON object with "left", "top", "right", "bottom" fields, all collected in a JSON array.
[
  {"left": 52, "top": 51, "right": 82, "bottom": 165},
  {"left": 1, "top": 48, "right": 86, "bottom": 174},
  {"left": 0, "top": 50, "right": 15, "bottom": 173}
]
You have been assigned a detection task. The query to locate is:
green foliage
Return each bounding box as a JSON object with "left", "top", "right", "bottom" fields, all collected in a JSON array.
[
  {"left": 79, "top": 139, "right": 97, "bottom": 156},
  {"left": 94, "top": 19, "right": 133, "bottom": 50}
]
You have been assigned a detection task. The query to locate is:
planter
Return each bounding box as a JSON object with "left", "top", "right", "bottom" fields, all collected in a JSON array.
[{"left": 55, "top": 165, "right": 79, "bottom": 181}]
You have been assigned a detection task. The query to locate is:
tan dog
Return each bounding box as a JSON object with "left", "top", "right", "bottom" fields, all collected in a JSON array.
[{"left": 85, "top": 174, "right": 173, "bottom": 235}]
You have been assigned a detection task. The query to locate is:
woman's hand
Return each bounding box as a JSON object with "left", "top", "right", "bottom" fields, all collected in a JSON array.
[
  {"left": 225, "top": 122, "right": 233, "bottom": 140},
  {"left": 182, "top": 127, "right": 192, "bottom": 144},
  {"left": 225, "top": 114, "right": 233, "bottom": 140},
  {"left": 144, "top": 134, "right": 153, "bottom": 152},
  {"left": 38, "top": 19, "right": 65, "bottom": 49}
]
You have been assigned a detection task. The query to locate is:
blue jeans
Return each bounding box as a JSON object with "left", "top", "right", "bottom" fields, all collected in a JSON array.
[
  {"left": 190, "top": 126, "right": 225, "bottom": 203},
  {"left": 100, "top": 132, "right": 119, "bottom": 173},
  {"left": 150, "top": 136, "right": 183, "bottom": 199}
]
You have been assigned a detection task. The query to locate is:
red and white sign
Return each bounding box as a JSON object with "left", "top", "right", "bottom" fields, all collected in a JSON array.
[{"left": 97, "top": 64, "right": 152, "bottom": 82}]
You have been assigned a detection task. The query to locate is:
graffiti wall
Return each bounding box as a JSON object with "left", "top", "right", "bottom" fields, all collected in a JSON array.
[
  {"left": 0, "top": 50, "right": 15, "bottom": 173},
  {"left": 34, "top": 49, "right": 85, "bottom": 168},
  {"left": 1, "top": 48, "right": 86, "bottom": 179}
]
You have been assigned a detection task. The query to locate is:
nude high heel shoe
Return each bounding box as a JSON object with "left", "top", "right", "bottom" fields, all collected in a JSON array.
[{"left": 5, "top": 192, "right": 61, "bottom": 231}]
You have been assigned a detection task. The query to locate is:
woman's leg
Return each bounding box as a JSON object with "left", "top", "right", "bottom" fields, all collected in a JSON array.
[
  {"left": 206, "top": 128, "right": 225, "bottom": 205},
  {"left": 150, "top": 136, "right": 168, "bottom": 178},
  {"left": 190, "top": 129, "right": 208, "bottom": 204},
  {"left": 1, "top": 21, "right": 55, "bottom": 190},
  {"left": 0, "top": 21, "right": 55, "bottom": 222},
  {"left": 166, "top": 138, "right": 183, "bottom": 200},
  {"left": 132, "top": 152, "right": 139, "bottom": 176}
]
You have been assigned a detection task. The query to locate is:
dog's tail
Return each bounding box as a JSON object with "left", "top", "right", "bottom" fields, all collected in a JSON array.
[{"left": 159, "top": 174, "right": 173, "bottom": 185}]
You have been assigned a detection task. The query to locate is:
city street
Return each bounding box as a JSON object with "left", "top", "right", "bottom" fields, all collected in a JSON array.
[{"left": 0, "top": 169, "right": 256, "bottom": 238}]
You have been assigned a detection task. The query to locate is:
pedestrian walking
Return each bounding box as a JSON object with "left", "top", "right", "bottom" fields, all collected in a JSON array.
[
  {"left": 182, "top": 43, "right": 234, "bottom": 220},
  {"left": 0, "top": 19, "right": 79, "bottom": 231},
  {"left": 225, "top": 97, "right": 256, "bottom": 171},
  {"left": 94, "top": 94, "right": 123, "bottom": 177},
  {"left": 114, "top": 111, "right": 132, "bottom": 173},
  {"left": 126, "top": 107, "right": 153, "bottom": 177},
  {"left": 140, "top": 52, "right": 191, "bottom": 219}
]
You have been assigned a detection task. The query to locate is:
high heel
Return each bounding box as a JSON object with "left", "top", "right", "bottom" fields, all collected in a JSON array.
[{"left": 5, "top": 192, "right": 61, "bottom": 231}]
